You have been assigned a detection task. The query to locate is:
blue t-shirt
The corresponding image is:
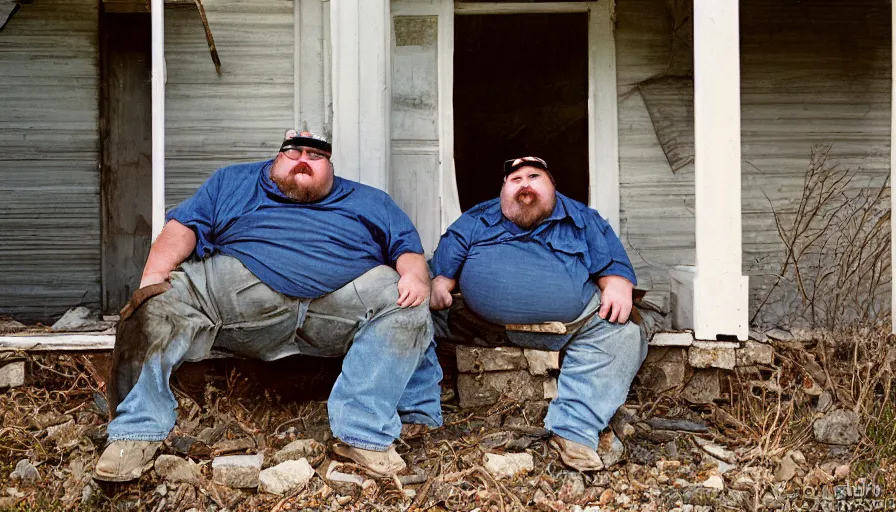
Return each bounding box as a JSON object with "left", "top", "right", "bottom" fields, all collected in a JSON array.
[
  {"left": 430, "top": 193, "right": 636, "bottom": 325},
  {"left": 166, "top": 160, "right": 423, "bottom": 299}
]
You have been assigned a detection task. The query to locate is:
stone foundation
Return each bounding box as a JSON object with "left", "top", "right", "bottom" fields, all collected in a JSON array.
[
  {"left": 454, "top": 346, "right": 560, "bottom": 409},
  {"left": 453, "top": 332, "right": 776, "bottom": 408}
]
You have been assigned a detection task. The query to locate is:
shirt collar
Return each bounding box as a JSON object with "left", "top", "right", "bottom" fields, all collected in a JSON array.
[{"left": 480, "top": 192, "right": 585, "bottom": 229}]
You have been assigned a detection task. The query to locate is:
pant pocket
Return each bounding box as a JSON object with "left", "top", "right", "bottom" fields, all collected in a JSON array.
[{"left": 296, "top": 312, "right": 359, "bottom": 357}]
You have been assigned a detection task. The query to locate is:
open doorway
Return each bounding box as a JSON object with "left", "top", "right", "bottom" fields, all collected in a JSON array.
[{"left": 453, "top": 12, "right": 589, "bottom": 211}]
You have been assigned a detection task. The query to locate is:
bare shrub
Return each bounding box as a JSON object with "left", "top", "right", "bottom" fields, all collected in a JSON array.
[
  {"left": 751, "top": 145, "right": 891, "bottom": 330},
  {"left": 740, "top": 146, "right": 895, "bottom": 474}
]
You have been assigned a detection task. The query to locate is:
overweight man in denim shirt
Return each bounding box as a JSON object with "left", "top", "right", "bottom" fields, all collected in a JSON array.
[
  {"left": 95, "top": 130, "right": 443, "bottom": 482},
  {"left": 430, "top": 156, "right": 647, "bottom": 472}
]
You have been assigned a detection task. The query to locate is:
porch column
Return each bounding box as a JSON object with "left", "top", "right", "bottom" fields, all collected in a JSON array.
[
  {"left": 692, "top": 0, "right": 749, "bottom": 340},
  {"left": 330, "top": 0, "right": 390, "bottom": 189},
  {"left": 150, "top": 0, "right": 165, "bottom": 240}
]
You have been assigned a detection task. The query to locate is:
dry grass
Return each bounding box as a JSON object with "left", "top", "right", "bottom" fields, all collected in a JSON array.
[
  {"left": 0, "top": 355, "right": 626, "bottom": 511},
  {"left": 0, "top": 328, "right": 893, "bottom": 512},
  {"left": 724, "top": 326, "right": 895, "bottom": 483}
]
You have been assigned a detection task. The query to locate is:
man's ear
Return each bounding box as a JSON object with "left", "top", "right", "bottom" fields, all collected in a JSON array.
[{"left": 284, "top": 129, "right": 298, "bottom": 140}]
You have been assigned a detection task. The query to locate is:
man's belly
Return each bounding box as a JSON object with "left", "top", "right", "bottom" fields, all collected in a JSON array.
[{"left": 457, "top": 243, "right": 592, "bottom": 325}]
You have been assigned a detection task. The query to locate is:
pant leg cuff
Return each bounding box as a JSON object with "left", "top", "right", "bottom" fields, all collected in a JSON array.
[
  {"left": 107, "top": 432, "right": 168, "bottom": 442},
  {"left": 399, "top": 412, "right": 443, "bottom": 427},
  {"left": 545, "top": 418, "right": 598, "bottom": 450},
  {"left": 550, "top": 430, "right": 598, "bottom": 451},
  {"left": 337, "top": 435, "right": 391, "bottom": 452}
]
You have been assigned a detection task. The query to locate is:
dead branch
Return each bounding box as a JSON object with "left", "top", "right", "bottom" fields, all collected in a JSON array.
[{"left": 752, "top": 145, "right": 891, "bottom": 329}]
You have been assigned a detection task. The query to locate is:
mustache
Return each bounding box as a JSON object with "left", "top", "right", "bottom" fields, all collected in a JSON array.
[
  {"left": 290, "top": 162, "right": 314, "bottom": 175},
  {"left": 515, "top": 187, "right": 538, "bottom": 200}
]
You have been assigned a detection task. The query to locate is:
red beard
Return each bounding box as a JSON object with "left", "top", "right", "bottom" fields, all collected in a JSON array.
[
  {"left": 270, "top": 162, "right": 333, "bottom": 203},
  {"left": 502, "top": 187, "right": 556, "bottom": 229}
]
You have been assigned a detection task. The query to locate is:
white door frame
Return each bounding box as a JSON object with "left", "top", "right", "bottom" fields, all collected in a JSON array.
[
  {"left": 150, "top": 0, "right": 165, "bottom": 241},
  {"left": 398, "top": 0, "right": 620, "bottom": 232}
]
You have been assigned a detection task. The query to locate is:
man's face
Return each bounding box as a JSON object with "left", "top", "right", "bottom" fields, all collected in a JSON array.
[
  {"left": 269, "top": 147, "right": 334, "bottom": 202},
  {"left": 500, "top": 166, "right": 557, "bottom": 229}
]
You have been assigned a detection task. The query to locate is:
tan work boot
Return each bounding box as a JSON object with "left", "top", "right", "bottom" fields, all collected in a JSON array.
[
  {"left": 94, "top": 440, "right": 161, "bottom": 482},
  {"left": 550, "top": 435, "right": 605, "bottom": 472},
  {"left": 331, "top": 443, "right": 407, "bottom": 477}
]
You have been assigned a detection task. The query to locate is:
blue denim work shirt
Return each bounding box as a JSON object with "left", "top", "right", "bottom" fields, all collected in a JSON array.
[
  {"left": 166, "top": 160, "right": 424, "bottom": 299},
  {"left": 430, "top": 193, "right": 636, "bottom": 325}
]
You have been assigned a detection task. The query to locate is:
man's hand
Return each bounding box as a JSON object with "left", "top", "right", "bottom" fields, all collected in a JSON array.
[
  {"left": 397, "top": 272, "right": 430, "bottom": 308},
  {"left": 430, "top": 275, "right": 456, "bottom": 311},
  {"left": 395, "top": 253, "right": 431, "bottom": 308},
  {"left": 597, "top": 275, "right": 634, "bottom": 324}
]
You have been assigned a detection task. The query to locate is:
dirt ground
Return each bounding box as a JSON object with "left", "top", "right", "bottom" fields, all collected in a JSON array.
[{"left": 0, "top": 326, "right": 893, "bottom": 511}]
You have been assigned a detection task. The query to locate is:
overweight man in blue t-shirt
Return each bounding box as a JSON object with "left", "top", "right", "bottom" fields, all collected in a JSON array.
[
  {"left": 96, "top": 131, "right": 443, "bottom": 481},
  {"left": 430, "top": 156, "right": 648, "bottom": 472}
]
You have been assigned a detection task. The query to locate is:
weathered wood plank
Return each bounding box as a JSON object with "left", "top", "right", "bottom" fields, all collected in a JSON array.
[
  {"left": 164, "top": 0, "right": 294, "bottom": 204},
  {"left": 0, "top": 334, "right": 114, "bottom": 352},
  {"left": 0, "top": 0, "right": 100, "bottom": 323}
]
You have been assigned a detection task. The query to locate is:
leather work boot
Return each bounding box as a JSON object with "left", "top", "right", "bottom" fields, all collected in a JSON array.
[
  {"left": 331, "top": 443, "right": 407, "bottom": 477},
  {"left": 94, "top": 440, "right": 161, "bottom": 482},
  {"left": 550, "top": 435, "right": 605, "bottom": 472}
]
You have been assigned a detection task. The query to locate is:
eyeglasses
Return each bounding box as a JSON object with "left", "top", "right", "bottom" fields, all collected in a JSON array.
[
  {"left": 279, "top": 130, "right": 332, "bottom": 160},
  {"left": 280, "top": 147, "right": 329, "bottom": 161},
  {"left": 504, "top": 156, "right": 548, "bottom": 175}
]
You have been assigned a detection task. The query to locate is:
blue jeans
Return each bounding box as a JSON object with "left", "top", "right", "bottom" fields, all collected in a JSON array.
[
  {"left": 107, "top": 255, "right": 443, "bottom": 450},
  {"left": 441, "top": 292, "right": 647, "bottom": 450}
]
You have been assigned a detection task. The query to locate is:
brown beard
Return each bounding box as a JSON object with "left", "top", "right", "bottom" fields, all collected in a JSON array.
[
  {"left": 270, "top": 163, "right": 334, "bottom": 203},
  {"left": 501, "top": 188, "right": 556, "bottom": 229}
]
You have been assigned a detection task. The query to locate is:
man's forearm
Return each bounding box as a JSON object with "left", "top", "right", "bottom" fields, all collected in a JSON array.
[
  {"left": 140, "top": 220, "right": 198, "bottom": 287},
  {"left": 395, "top": 252, "right": 430, "bottom": 284}
]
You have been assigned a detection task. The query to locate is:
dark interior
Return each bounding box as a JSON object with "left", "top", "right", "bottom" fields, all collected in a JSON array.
[{"left": 453, "top": 12, "right": 589, "bottom": 211}]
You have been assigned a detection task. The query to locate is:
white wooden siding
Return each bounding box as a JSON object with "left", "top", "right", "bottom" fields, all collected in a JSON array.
[
  {"left": 164, "top": 0, "right": 296, "bottom": 206},
  {"left": 2, "top": 0, "right": 888, "bottom": 324},
  {"left": 0, "top": 0, "right": 100, "bottom": 321},
  {"left": 616, "top": 0, "right": 694, "bottom": 293},
  {"left": 739, "top": 0, "right": 890, "bottom": 270},
  {"left": 615, "top": 0, "right": 890, "bottom": 302}
]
